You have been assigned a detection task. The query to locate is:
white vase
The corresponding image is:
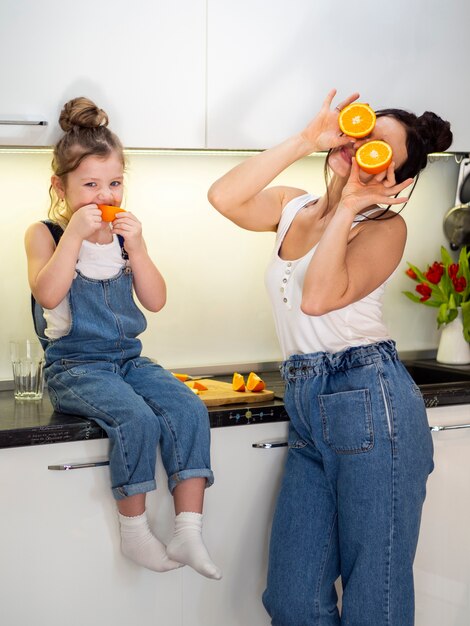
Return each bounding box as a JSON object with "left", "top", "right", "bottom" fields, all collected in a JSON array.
[{"left": 436, "top": 309, "right": 470, "bottom": 365}]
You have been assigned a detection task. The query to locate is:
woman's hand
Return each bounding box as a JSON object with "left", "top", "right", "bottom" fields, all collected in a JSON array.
[
  {"left": 300, "top": 88, "right": 360, "bottom": 152},
  {"left": 112, "top": 211, "right": 144, "bottom": 252},
  {"left": 338, "top": 158, "right": 414, "bottom": 216}
]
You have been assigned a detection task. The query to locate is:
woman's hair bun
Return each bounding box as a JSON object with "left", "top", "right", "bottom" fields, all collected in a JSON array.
[
  {"left": 418, "top": 111, "right": 453, "bottom": 153},
  {"left": 59, "top": 97, "right": 109, "bottom": 132}
]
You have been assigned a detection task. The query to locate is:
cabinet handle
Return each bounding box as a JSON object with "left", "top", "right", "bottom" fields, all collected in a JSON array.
[
  {"left": 430, "top": 423, "right": 470, "bottom": 432},
  {"left": 252, "top": 441, "right": 288, "bottom": 449},
  {"left": 48, "top": 460, "right": 109, "bottom": 471},
  {"left": 0, "top": 120, "right": 48, "bottom": 126}
]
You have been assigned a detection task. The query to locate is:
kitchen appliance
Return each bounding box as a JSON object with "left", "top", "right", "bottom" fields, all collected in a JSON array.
[{"left": 443, "top": 157, "right": 470, "bottom": 250}]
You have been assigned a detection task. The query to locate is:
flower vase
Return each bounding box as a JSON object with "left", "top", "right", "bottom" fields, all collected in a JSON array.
[{"left": 436, "top": 309, "right": 470, "bottom": 365}]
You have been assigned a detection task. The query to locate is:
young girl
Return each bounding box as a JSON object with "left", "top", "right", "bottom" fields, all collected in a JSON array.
[
  {"left": 208, "top": 89, "right": 452, "bottom": 623},
  {"left": 25, "top": 97, "right": 221, "bottom": 580}
]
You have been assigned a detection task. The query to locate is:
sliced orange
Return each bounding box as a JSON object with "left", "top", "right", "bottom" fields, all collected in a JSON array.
[
  {"left": 246, "top": 372, "right": 265, "bottom": 392},
  {"left": 232, "top": 372, "right": 246, "bottom": 392},
  {"left": 98, "top": 204, "right": 126, "bottom": 222},
  {"left": 188, "top": 381, "right": 208, "bottom": 392},
  {"left": 338, "top": 103, "right": 376, "bottom": 138},
  {"left": 172, "top": 373, "right": 190, "bottom": 382},
  {"left": 355, "top": 140, "right": 393, "bottom": 175}
]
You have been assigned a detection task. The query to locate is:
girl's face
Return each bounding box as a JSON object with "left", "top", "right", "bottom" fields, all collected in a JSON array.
[
  {"left": 329, "top": 116, "right": 409, "bottom": 181},
  {"left": 53, "top": 152, "right": 124, "bottom": 213}
]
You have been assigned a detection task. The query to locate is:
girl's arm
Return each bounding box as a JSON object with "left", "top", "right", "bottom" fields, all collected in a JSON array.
[
  {"left": 25, "top": 205, "right": 102, "bottom": 309},
  {"left": 208, "top": 89, "right": 359, "bottom": 231},
  {"left": 112, "top": 212, "right": 166, "bottom": 312},
  {"left": 301, "top": 159, "right": 413, "bottom": 315}
]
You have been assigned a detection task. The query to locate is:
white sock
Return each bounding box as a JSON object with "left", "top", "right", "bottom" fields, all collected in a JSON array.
[
  {"left": 167, "top": 512, "right": 222, "bottom": 580},
  {"left": 118, "top": 512, "right": 183, "bottom": 573}
]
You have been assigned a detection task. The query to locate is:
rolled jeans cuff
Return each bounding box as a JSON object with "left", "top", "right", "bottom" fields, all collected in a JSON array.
[
  {"left": 168, "top": 468, "right": 214, "bottom": 494},
  {"left": 112, "top": 479, "right": 156, "bottom": 500}
]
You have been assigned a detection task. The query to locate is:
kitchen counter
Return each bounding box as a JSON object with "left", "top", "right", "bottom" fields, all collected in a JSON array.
[{"left": 0, "top": 361, "right": 469, "bottom": 449}]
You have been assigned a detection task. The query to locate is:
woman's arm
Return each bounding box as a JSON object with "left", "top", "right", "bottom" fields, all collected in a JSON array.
[
  {"left": 301, "top": 159, "right": 413, "bottom": 315},
  {"left": 208, "top": 89, "right": 359, "bottom": 231},
  {"left": 112, "top": 212, "right": 166, "bottom": 312}
]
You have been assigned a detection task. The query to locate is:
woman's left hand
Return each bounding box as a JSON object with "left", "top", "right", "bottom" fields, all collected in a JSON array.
[
  {"left": 111, "top": 211, "right": 144, "bottom": 252},
  {"left": 339, "top": 159, "right": 413, "bottom": 216}
]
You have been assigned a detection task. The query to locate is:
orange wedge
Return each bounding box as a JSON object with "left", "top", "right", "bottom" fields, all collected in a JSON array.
[
  {"left": 355, "top": 140, "right": 393, "bottom": 175},
  {"left": 188, "top": 381, "right": 208, "bottom": 392},
  {"left": 232, "top": 372, "right": 246, "bottom": 392},
  {"left": 173, "top": 373, "right": 190, "bottom": 382},
  {"left": 339, "top": 103, "right": 376, "bottom": 138},
  {"left": 98, "top": 204, "right": 126, "bottom": 222},
  {"left": 246, "top": 372, "right": 265, "bottom": 392}
]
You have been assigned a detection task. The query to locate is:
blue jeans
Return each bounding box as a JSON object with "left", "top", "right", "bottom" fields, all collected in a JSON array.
[
  {"left": 45, "top": 268, "right": 213, "bottom": 499},
  {"left": 262, "top": 341, "right": 433, "bottom": 626}
]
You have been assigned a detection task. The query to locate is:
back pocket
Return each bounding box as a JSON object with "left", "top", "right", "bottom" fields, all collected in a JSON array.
[{"left": 319, "top": 389, "right": 374, "bottom": 454}]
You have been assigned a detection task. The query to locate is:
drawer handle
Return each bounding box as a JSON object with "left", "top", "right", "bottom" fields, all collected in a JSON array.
[
  {"left": 430, "top": 423, "right": 470, "bottom": 432},
  {"left": 252, "top": 441, "right": 288, "bottom": 449},
  {"left": 48, "top": 460, "right": 109, "bottom": 471},
  {"left": 0, "top": 120, "right": 48, "bottom": 126}
]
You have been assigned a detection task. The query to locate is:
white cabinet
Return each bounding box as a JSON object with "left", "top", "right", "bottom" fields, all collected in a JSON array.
[
  {"left": 183, "top": 421, "right": 289, "bottom": 625},
  {"left": 207, "top": 0, "right": 470, "bottom": 151},
  {"left": 0, "top": 419, "right": 289, "bottom": 626},
  {"left": 0, "top": 0, "right": 206, "bottom": 148},
  {"left": 414, "top": 404, "right": 470, "bottom": 626}
]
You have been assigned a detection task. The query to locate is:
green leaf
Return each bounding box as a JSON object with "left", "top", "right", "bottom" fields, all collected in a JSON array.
[{"left": 441, "top": 246, "right": 453, "bottom": 267}]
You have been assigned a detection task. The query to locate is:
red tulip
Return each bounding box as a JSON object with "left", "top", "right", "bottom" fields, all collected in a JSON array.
[
  {"left": 405, "top": 268, "right": 417, "bottom": 279},
  {"left": 452, "top": 276, "right": 467, "bottom": 293},
  {"left": 448, "top": 263, "right": 459, "bottom": 279},
  {"left": 416, "top": 283, "right": 432, "bottom": 301},
  {"left": 425, "top": 262, "right": 444, "bottom": 284}
]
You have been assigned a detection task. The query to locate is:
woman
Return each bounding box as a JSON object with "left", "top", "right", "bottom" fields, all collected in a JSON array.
[{"left": 208, "top": 89, "right": 452, "bottom": 624}]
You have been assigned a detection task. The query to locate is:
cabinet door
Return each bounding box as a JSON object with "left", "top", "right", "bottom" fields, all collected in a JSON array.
[
  {"left": 182, "top": 421, "right": 289, "bottom": 626},
  {"left": 414, "top": 405, "right": 470, "bottom": 626},
  {"left": 207, "top": 0, "right": 470, "bottom": 150},
  {"left": 0, "top": 439, "right": 182, "bottom": 626},
  {"left": 0, "top": 0, "right": 205, "bottom": 148}
]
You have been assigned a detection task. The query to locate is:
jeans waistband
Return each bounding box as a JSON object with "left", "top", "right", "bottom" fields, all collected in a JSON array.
[{"left": 280, "top": 340, "right": 398, "bottom": 380}]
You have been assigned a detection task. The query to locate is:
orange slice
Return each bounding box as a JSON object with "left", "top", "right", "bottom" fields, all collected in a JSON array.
[
  {"left": 98, "top": 204, "right": 126, "bottom": 222},
  {"left": 246, "top": 372, "right": 265, "bottom": 392},
  {"left": 188, "top": 381, "right": 208, "bottom": 392},
  {"left": 172, "top": 373, "right": 190, "bottom": 382},
  {"left": 232, "top": 372, "right": 246, "bottom": 392},
  {"left": 355, "top": 140, "right": 393, "bottom": 175},
  {"left": 338, "top": 103, "right": 376, "bottom": 138}
]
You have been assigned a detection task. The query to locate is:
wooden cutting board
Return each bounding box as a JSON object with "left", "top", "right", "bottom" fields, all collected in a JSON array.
[{"left": 185, "top": 379, "right": 274, "bottom": 407}]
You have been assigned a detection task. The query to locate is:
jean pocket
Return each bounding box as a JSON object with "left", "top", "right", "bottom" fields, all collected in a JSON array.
[
  {"left": 60, "top": 359, "right": 114, "bottom": 377},
  {"left": 319, "top": 389, "right": 374, "bottom": 454}
]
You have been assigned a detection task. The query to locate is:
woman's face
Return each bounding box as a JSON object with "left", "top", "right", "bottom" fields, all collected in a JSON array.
[
  {"left": 329, "top": 115, "right": 409, "bottom": 181},
  {"left": 53, "top": 152, "right": 124, "bottom": 214}
]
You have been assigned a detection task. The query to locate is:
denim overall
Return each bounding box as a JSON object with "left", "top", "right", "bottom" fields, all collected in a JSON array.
[
  {"left": 44, "top": 266, "right": 213, "bottom": 500},
  {"left": 262, "top": 341, "right": 433, "bottom": 626}
]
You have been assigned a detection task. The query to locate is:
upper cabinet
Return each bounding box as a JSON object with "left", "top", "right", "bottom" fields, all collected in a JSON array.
[
  {"left": 206, "top": 0, "right": 470, "bottom": 152},
  {"left": 0, "top": 0, "right": 206, "bottom": 148},
  {"left": 1, "top": 0, "right": 470, "bottom": 151}
]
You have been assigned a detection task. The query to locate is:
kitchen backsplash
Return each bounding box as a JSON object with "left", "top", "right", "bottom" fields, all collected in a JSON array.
[{"left": 0, "top": 149, "right": 459, "bottom": 378}]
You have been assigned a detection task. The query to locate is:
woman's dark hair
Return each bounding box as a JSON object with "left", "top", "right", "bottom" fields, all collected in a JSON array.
[
  {"left": 375, "top": 108, "right": 453, "bottom": 183},
  {"left": 49, "top": 97, "right": 125, "bottom": 224}
]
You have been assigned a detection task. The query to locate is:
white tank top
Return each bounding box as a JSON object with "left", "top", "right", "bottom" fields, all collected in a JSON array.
[
  {"left": 43, "top": 236, "right": 126, "bottom": 339},
  {"left": 265, "top": 193, "right": 392, "bottom": 359}
]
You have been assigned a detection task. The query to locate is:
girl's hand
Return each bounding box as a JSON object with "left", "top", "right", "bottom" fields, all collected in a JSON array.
[
  {"left": 111, "top": 211, "right": 144, "bottom": 252},
  {"left": 300, "top": 88, "right": 360, "bottom": 152},
  {"left": 68, "top": 204, "right": 102, "bottom": 240},
  {"left": 339, "top": 158, "right": 413, "bottom": 216}
]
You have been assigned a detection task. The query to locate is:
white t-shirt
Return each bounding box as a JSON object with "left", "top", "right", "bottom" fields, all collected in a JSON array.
[
  {"left": 43, "top": 236, "right": 127, "bottom": 339},
  {"left": 265, "top": 194, "right": 393, "bottom": 359}
]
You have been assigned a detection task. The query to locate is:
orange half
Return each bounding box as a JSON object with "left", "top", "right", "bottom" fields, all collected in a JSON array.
[
  {"left": 246, "top": 372, "right": 265, "bottom": 392},
  {"left": 172, "top": 372, "right": 190, "bottom": 382},
  {"left": 339, "top": 103, "right": 376, "bottom": 138},
  {"left": 355, "top": 140, "right": 393, "bottom": 175},
  {"left": 98, "top": 204, "right": 126, "bottom": 222},
  {"left": 232, "top": 372, "right": 246, "bottom": 392}
]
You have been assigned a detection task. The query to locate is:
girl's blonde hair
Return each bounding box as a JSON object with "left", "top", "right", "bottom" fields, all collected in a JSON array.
[{"left": 49, "top": 97, "right": 125, "bottom": 225}]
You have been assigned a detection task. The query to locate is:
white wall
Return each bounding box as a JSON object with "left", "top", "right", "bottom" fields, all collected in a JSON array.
[{"left": 0, "top": 149, "right": 459, "bottom": 380}]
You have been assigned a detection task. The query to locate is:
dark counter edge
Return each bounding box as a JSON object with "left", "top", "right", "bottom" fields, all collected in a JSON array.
[{"left": 1, "top": 359, "right": 470, "bottom": 449}]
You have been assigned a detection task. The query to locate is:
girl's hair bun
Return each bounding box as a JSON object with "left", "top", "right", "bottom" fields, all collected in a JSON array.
[
  {"left": 59, "top": 97, "right": 109, "bottom": 132},
  {"left": 418, "top": 111, "right": 453, "bottom": 153}
]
